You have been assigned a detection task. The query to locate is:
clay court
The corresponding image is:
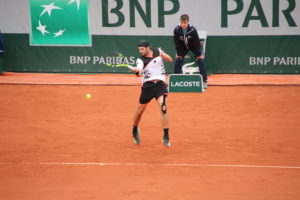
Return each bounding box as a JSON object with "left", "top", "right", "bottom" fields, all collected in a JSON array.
[{"left": 0, "top": 73, "right": 300, "bottom": 200}]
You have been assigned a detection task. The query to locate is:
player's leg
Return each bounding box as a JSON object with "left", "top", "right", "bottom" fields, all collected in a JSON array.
[
  {"left": 157, "top": 94, "right": 169, "bottom": 128},
  {"left": 157, "top": 94, "right": 170, "bottom": 147},
  {"left": 157, "top": 93, "right": 171, "bottom": 147},
  {"left": 133, "top": 103, "right": 147, "bottom": 127},
  {"left": 154, "top": 81, "right": 170, "bottom": 147},
  {"left": 132, "top": 82, "right": 154, "bottom": 145},
  {"left": 132, "top": 104, "right": 147, "bottom": 145}
]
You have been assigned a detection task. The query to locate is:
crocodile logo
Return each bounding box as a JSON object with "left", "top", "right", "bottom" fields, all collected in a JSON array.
[{"left": 182, "top": 62, "right": 199, "bottom": 74}]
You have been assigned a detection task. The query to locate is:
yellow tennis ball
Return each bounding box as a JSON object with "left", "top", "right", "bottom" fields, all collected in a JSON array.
[{"left": 85, "top": 93, "right": 91, "bottom": 99}]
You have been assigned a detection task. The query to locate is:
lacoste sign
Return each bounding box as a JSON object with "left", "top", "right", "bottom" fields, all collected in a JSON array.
[{"left": 168, "top": 74, "right": 205, "bottom": 93}]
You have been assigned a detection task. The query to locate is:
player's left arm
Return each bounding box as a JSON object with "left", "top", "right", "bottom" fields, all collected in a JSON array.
[{"left": 158, "top": 48, "right": 173, "bottom": 63}]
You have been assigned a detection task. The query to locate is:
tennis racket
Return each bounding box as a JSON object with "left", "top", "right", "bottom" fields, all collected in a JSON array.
[
  {"left": 103, "top": 51, "right": 137, "bottom": 74},
  {"left": 104, "top": 52, "right": 130, "bottom": 68}
]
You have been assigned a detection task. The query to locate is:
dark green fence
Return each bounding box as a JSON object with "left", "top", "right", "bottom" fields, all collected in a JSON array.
[{"left": 2, "top": 34, "right": 300, "bottom": 74}]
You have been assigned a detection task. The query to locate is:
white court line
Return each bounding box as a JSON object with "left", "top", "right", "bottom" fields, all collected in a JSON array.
[
  {"left": 0, "top": 163, "right": 11, "bottom": 165},
  {"left": 39, "top": 162, "right": 300, "bottom": 169},
  {"left": 162, "top": 163, "right": 300, "bottom": 169},
  {"left": 40, "top": 162, "right": 149, "bottom": 166}
]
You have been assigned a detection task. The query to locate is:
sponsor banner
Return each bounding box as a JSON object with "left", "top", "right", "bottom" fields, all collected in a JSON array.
[
  {"left": 1, "top": 34, "right": 300, "bottom": 74},
  {"left": 206, "top": 35, "right": 300, "bottom": 74},
  {"left": 169, "top": 74, "right": 204, "bottom": 93},
  {"left": 29, "top": 0, "right": 91, "bottom": 46},
  {"left": 97, "top": 0, "right": 300, "bottom": 36},
  {"left": 0, "top": 0, "right": 299, "bottom": 36}
]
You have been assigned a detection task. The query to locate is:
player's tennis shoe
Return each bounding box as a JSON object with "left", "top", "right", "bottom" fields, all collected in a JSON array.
[
  {"left": 132, "top": 128, "right": 140, "bottom": 145},
  {"left": 162, "top": 136, "right": 171, "bottom": 147}
]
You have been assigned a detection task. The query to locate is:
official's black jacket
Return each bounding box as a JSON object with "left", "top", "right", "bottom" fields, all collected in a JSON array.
[{"left": 173, "top": 24, "right": 201, "bottom": 57}]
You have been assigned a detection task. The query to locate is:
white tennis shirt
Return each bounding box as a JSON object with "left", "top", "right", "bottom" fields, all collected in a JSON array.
[{"left": 136, "top": 49, "right": 166, "bottom": 83}]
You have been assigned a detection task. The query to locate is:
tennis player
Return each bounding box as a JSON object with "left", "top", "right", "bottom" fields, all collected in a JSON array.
[{"left": 127, "top": 40, "right": 173, "bottom": 147}]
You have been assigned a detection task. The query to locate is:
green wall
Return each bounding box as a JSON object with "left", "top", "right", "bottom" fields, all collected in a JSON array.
[{"left": 2, "top": 34, "right": 300, "bottom": 74}]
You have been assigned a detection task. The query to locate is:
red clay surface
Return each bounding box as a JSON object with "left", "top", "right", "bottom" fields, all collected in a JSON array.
[{"left": 0, "top": 74, "right": 300, "bottom": 200}]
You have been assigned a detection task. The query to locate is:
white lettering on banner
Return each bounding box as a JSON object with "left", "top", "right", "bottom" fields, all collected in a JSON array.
[
  {"left": 69, "top": 56, "right": 136, "bottom": 65},
  {"left": 70, "top": 56, "right": 91, "bottom": 64},
  {"left": 273, "top": 57, "right": 300, "bottom": 65},
  {"left": 70, "top": 56, "right": 77, "bottom": 64},
  {"left": 170, "top": 81, "right": 201, "bottom": 87},
  {"left": 250, "top": 57, "right": 300, "bottom": 66},
  {"left": 93, "top": 56, "right": 105, "bottom": 65},
  {"left": 249, "top": 57, "right": 271, "bottom": 65}
]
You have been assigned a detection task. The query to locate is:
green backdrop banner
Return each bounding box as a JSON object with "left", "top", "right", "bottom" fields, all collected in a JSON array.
[{"left": 2, "top": 34, "right": 300, "bottom": 74}]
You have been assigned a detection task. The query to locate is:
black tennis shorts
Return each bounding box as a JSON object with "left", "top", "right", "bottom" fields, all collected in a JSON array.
[{"left": 139, "top": 81, "right": 168, "bottom": 104}]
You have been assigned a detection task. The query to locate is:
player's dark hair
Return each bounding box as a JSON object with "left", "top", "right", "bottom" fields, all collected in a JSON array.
[
  {"left": 138, "top": 40, "right": 150, "bottom": 47},
  {"left": 180, "top": 14, "right": 189, "bottom": 21}
]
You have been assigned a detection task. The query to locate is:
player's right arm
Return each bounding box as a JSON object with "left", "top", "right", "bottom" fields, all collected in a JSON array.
[{"left": 127, "top": 58, "right": 143, "bottom": 76}]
